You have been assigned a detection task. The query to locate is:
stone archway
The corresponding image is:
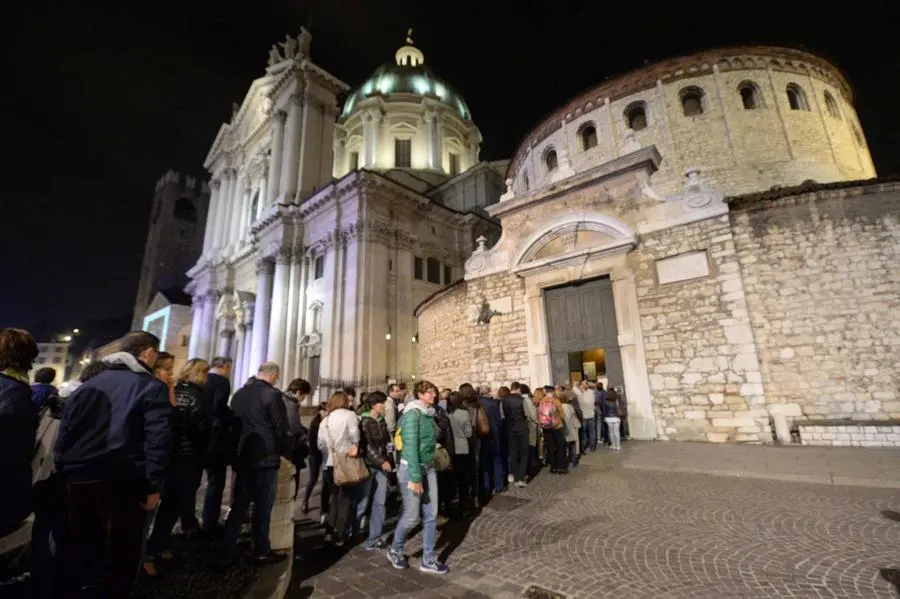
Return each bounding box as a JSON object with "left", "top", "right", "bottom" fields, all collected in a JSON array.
[{"left": 511, "top": 212, "right": 657, "bottom": 440}]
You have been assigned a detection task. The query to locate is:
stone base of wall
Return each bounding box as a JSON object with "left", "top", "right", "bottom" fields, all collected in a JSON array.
[{"left": 796, "top": 420, "right": 900, "bottom": 447}]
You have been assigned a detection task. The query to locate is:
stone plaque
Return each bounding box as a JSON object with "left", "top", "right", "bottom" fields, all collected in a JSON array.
[{"left": 656, "top": 251, "right": 710, "bottom": 285}]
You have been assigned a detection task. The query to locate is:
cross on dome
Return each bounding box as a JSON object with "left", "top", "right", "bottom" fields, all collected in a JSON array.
[{"left": 395, "top": 28, "right": 424, "bottom": 67}]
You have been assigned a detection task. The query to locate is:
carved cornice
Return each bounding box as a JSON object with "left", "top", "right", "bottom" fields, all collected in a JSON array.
[{"left": 255, "top": 257, "right": 275, "bottom": 276}]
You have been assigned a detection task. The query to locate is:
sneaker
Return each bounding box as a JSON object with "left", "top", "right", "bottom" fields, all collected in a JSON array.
[
  {"left": 420, "top": 560, "right": 449, "bottom": 575},
  {"left": 359, "top": 516, "right": 367, "bottom": 530},
  {"left": 507, "top": 474, "right": 514, "bottom": 484},
  {"left": 387, "top": 549, "right": 409, "bottom": 570},
  {"left": 364, "top": 539, "right": 386, "bottom": 551},
  {"left": 515, "top": 481, "right": 526, "bottom": 488},
  {"left": 319, "top": 514, "right": 327, "bottom": 525}
]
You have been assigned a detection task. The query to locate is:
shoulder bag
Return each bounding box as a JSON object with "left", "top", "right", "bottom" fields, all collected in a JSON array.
[{"left": 324, "top": 415, "right": 369, "bottom": 486}]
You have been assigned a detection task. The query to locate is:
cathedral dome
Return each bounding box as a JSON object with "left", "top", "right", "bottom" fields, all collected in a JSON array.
[{"left": 339, "top": 38, "right": 471, "bottom": 121}]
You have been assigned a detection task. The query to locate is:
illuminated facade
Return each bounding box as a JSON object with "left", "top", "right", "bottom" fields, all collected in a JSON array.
[{"left": 186, "top": 30, "right": 500, "bottom": 400}]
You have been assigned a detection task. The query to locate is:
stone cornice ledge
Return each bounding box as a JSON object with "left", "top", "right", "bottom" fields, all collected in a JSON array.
[{"left": 487, "top": 146, "right": 662, "bottom": 220}]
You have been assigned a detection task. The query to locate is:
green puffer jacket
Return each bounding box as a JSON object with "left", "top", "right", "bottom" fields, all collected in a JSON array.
[{"left": 398, "top": 401, "right": 436, "bottom": 483}]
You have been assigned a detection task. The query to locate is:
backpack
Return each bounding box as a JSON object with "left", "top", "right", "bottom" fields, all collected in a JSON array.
[
  {"left": 475, "top": 405, "right": 491, "bottom": 437},
  {"left": 393, "top": 408, "right": 421, "bottom": 454},
  {"left": 538, "top": 399, "right": 560, "bottom": 429}
]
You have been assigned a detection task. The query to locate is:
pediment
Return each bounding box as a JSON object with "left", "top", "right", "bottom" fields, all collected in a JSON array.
[
  {"left": 528, "top": 228, "right": 619, "bottom": 262},
  {"left": 204, "top": 124, "right": 232, "bottom": 169}
]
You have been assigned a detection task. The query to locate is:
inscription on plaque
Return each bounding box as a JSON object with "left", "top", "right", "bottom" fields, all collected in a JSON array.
[{"left": 656, "top": 250, "right": 710, "bottom": 285}]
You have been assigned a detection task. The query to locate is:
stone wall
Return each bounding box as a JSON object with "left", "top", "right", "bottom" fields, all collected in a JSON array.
[
  {"left": 730, "top": 182, "right": 900, "bottom": 425},
  {"left": 416, "top": 273, "right": 530, "bottom": 390},
  {"left": 631, "top": 215, "right": 769, "bottom": 442},
  {"left": 797, "top": 422, "right": 900, "bottom": 447}
]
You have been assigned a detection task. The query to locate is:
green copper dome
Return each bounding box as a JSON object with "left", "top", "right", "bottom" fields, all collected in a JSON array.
[{"left": 340, "top": 58, "right": 472, "bottom": 121}]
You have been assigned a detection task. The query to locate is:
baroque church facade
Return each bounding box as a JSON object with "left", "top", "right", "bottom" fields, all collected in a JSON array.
[
  {"left": 188, "top": 32, "right": 897, "bottom": 444},
  {"left": 187, "top": 30, "right": 499, "bottom": 397}
]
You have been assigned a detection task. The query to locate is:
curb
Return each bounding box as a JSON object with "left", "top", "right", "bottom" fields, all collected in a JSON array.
[{"left": 621, "top": 462, "right": 900, "bottom": 489}]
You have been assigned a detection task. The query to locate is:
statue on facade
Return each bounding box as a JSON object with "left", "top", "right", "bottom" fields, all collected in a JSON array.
[
  {"left": 280, "top": 34, "right": 298, "bottom": 59},
  {"left": 267, "top": 44, "right": 284, "bottom": 66},
  {"left": 298, "top": 27, "right": 312, "bottom": 56},
  {"left": 406, "top": 28, "right": 415, "bottom": 45}
]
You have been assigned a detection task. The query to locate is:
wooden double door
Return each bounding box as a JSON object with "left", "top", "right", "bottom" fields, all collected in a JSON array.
[{"left": 544, "top": 277, "right": 624, "bottom": 390}]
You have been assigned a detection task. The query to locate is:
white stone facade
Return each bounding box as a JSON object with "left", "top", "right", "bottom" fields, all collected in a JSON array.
[{"left": 187, "top": 31, "right": 498, "bottom": 400}]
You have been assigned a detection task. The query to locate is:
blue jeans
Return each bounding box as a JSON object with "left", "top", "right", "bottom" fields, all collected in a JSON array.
[
  {"left": 357, "top": 468, "right": 389, "bottom": 545},
  {"left": 582, "top": 417, "right": 597, "bottom": 451},
  {"left": 222, "top": 467, "right": 278, "bottom": 558},
  {"left": 392, "top": 464, "right": 438, "bottom": 564}
]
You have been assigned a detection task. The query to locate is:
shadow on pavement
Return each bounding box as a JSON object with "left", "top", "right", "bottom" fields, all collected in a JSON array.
[
  {"left": 879, "top": 568, "right": 900, "bottom": 596},
  {"left": 881, "top": 510, "right": 900, "bottom": 522}
]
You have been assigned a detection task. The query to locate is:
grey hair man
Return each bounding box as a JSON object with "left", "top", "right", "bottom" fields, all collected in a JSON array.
[{"left": 217, "top": 361, "right": 289, "bottom": 566}]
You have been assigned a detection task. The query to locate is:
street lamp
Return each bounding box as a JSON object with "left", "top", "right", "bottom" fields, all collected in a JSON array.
[
  {"left": 73, "top": 328, "right": 80, "bottom": 334},
  {"left": 62, "top": 335, "right": 72, "bottom": 342}
]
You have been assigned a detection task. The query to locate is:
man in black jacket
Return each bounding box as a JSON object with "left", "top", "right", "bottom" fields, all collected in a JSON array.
[
  {"left": 201, "top": 356, "right": 233, "bottom": 534},
  {"left": 54, "top": 330, "right": 171, "bottom": 598},
  {"left": 218, "top": 362, "right": 290, "bottom": 565},
  {"left": 502, "top": 383, "right": 529, "bottom": 488}
]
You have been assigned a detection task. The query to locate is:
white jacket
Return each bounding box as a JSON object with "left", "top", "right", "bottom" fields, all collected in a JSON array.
[
  {"left": 317, "top": 408, "right": 360, "bottom": 467},
  {"left": 573, "top": 386, "right": 596, "bottom": 419}
]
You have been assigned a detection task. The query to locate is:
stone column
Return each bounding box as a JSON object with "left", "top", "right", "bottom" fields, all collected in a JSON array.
[
  {"left": 249, "top": 259, "right": 274, "bottom": 372},
  {"left": 294, "top": 254, "right": 311, "bottom": 380},
  {"left": 202, "top": 179, "right": 221, "bottom": 254},
  {"left": 267, "top": 249, "right": 291, "bottom": 368},
  {"left": 424, "top": 111, "right": 437, "bottom": 170},
  {"left": 232, "top": 181, "right": 250, "bottom": 244},
  {"left": 279, "top": 93, "right": 303, "bottom": 203},
  {"left": 197, "top": 293, "right": 216, "bottom": 361},
  {"left": 282, "top": 247, "right": 304, "bottom": 383},
  {"left": 232, "top": 324, "right": 246, "bottom": 386},
  {"left": 240, "top": 321, "right": 254, "bottom": 383},
  {"left": 363, "top": 109, "right": 382, "bottom": 167},
  {"left": 214, "top": 171, "right": 232, "bottom": 250},
  {"left": 188, "top": 300, "right": 203, "bottom": 358},
  {"left": 267, "top": 110, "right": 286, "bottom": 206},
  {"left": 217, "top": 327, "right": 234, "bottom": 358}
]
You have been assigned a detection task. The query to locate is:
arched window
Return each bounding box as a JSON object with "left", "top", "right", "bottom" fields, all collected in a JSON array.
[
  {"left": 173, "top": 198, "right": 197, "bottom": 222},
  {"left": 578, "top": 123, "right": 598, "bottom": 150},
  {"left": 624, "top": 102, "right": 647, "bottom": 130},
  {"left": 786, "top": 84, "right": 810, "bottom": 111},
  {"left": 544, "top": 148, "right": 558, "bottom": 173},
  {"left": 738, "top": 81, "right": 763, "bottom": 109},
  {"left": 680, "top": 87, "right": 705, "bottom": 116},
  {"left": 823, "top": 92, "right": 840, "bottom": 119}
]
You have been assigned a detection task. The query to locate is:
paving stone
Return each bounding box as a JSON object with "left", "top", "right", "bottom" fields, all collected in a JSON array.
[{"left": 286, "top": 446, "right": 900, "bottom": 598}]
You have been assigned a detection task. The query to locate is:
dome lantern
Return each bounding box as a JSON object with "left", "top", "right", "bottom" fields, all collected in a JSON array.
[{"left": 395, "top": 29, "right": 424, "bottom": 67}]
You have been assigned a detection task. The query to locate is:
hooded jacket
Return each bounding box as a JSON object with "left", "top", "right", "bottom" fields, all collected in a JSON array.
[
  {"left": 53, "top": 352, "right": 172, "bottom": 494},
  {"left": 31, "top": 383, "right": 58, "bottom": 412},
  {"left": 398, "top": 400, "right": 436, "bottom": 483}
]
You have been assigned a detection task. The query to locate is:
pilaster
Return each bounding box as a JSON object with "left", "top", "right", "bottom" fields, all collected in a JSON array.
[
  {"left": 279, "top": 92, "right": 304, "bottom": 203},
  {"left": 249, "top": 258, "right": 275, "bottom": 372},
  {"left": 267, "top": 110, "right": 287, "bottom": 206},
  {"left": 267, "top": 247, "right": 292, "bottom": 368}
]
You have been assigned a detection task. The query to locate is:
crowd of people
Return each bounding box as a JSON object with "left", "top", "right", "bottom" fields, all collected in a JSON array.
[{"left": 0, "top": 325, "right": 629, "bottom": 598}]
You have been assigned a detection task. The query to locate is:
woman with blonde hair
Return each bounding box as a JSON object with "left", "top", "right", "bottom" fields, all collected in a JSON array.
[
  {"left": 152, "top": 351, "right": 176, "bottom": 407},
  {"left": 144, "top": 358, "right": 209, "bottom": 573},
  {"left": 316, "top": 390, "right": 360, "bottom": 546}
]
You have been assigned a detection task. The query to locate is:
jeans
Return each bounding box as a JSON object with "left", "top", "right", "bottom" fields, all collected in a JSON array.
[
  {"left": 147, "top": 457, "right": 201, "bottom": 556},
  {"left": 507, "top": 429, "right": 529, "bottom": 482},
  {"left": 582, "top": 417, "right": 597, "bottom": 451},
  {"left": 566, "top": 441, "right": 578, "bottom": 467},
  {"left": 202, "top": 460, "right": 228, "bottom": 532},
  {"left": 222, "top": 467, "right": 278, "bottom": 558},
  {"left": 542, "top": 428, "right": 567, "bottom": 472},
  {"left": 66, "top": 479, "right": 150, "bottom": 598},
  {"left": 304, "top": 452, "right": 322, "bottom": 508},
  {"left": 392, "top": 464, "right": 438, "bottom": 564},
  {"left": 606, "top": 417, "right": 622, "bottom": 450},
  {"left": 356, "top": 468, "right": 388, "bottom": 545}
]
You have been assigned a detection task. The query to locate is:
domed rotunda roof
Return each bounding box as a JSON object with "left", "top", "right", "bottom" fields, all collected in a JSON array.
[{"left": 340, "top": 33, "right": 472, "bottom": 121}]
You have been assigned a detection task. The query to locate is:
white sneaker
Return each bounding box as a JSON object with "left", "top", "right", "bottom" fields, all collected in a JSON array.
[
  {"left": 507, "top": 474, "right": 514, "bottom": 484},
  {"left": 359, "top": 516, "right": 367, "bottom": 530},
  {"left": 319, "top": 514, "right": 327, "bottom": 525}
]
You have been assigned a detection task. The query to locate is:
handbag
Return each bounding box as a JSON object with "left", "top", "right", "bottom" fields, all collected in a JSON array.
[
  {"left": 475, "top": 405, "right": 491, "bottom": 437},
  {"left": 433, "top": 445, "right": 452, "bottom": 471},
  {"left": 324, "top": 416, "right": 369, "bottom": 486}
]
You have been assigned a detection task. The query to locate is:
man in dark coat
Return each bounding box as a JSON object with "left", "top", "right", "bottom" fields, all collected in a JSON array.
[
  {"left": 218, "top": 362, "right": 290, "bottom": 565},
  {"left": 0, "top": 328, "right": 39, "bottom": 538},
  {"left": 54, "top": 330, "right": 171, "bottom": 599},
  {"left": 201, "top": 356, "right": 234, "bottom": 534}
]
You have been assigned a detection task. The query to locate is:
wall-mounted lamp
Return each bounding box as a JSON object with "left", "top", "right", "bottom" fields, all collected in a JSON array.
[
  {"left": 412, "top": 333, "right": 418, "bottom": 343},
  {"left": 385, "top": 327, "right": 392, "bottom": 341}
]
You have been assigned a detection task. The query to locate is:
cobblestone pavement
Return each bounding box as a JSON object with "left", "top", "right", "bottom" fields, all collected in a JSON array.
[{"left": 287, "top": 447, "right": 900, "bottom": 599}]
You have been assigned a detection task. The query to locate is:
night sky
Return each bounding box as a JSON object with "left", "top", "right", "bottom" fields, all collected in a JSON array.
[{"left": 4, "top": 0, "right": 898, "bottom": 341}]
